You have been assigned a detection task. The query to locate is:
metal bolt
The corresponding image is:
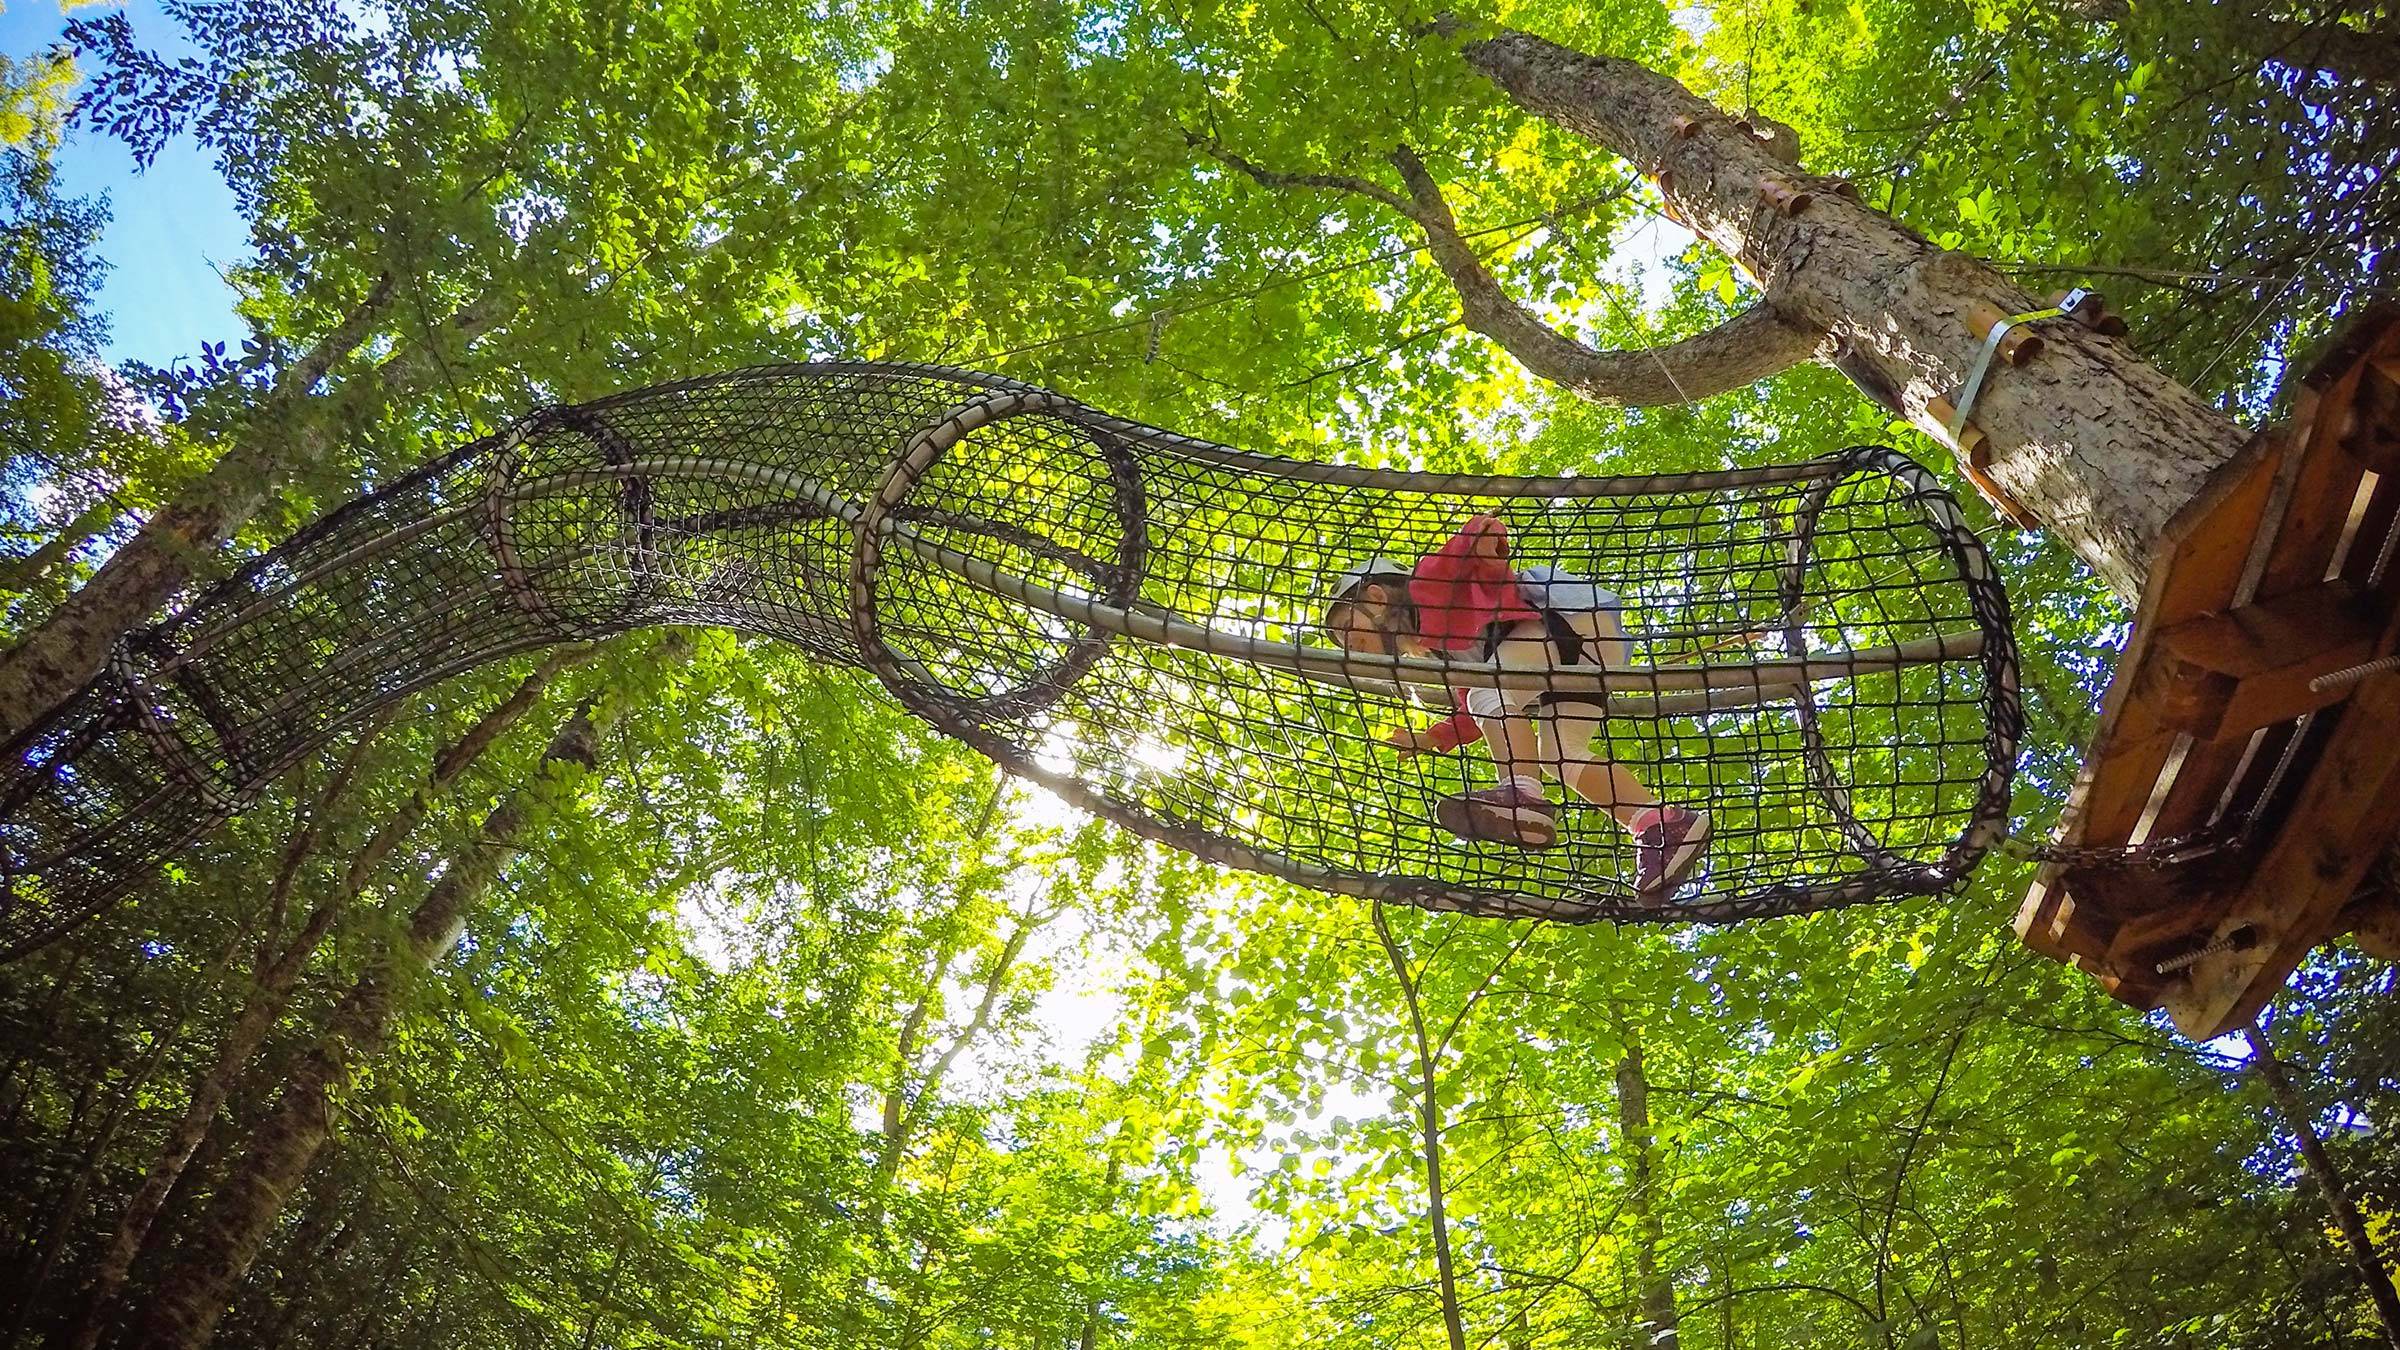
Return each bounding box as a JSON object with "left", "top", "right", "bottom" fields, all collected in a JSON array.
[
  {"left": 2155, "top": 923, "right": 2259, "bottom": 976},
  {"left": 2308, "top": 653, "right": 2400, "bottom": 694}
]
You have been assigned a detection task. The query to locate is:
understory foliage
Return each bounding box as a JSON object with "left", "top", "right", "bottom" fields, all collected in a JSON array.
[{"left": 1, "top": 0, "right": 2397, "bottom": 1346}]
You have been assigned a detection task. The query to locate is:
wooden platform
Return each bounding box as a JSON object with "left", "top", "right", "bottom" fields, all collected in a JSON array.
[{"left": 2017, "top": 305, "right": 2400, "bottom": 1040}]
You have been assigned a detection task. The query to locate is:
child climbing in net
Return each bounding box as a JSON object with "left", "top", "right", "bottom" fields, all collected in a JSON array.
[{"left": 1320, "top": 514, "right": 1711, "bottom": 896}]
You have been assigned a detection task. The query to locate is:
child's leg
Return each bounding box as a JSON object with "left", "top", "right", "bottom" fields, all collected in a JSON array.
[
  {"left": 1488, "top": 612, "right": 1659, "bottom": 829},
  {"left": 1534, "top": 701, "right": 1657, "bottom": 829},
  {"left": 1551, "top": 608, "right": 1709, "bottom": 890},
  {"left": 1439, "top": 679, "right": 1558, "bottom": 848},
  {"left": 1480, "top": 707, "right": 1546, "bottom": 793}
]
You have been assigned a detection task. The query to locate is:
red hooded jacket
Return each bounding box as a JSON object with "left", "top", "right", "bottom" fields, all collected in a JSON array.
[{"left": 1407, "top": 515, "right": 1539, "bottom": 751}]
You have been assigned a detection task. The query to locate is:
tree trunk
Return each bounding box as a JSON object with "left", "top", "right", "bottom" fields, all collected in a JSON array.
[
  {"left": 265, "top": 1218, "right": 364, "bottom": 1350},
  {"left": 1372, "top": 903, "right": 1468, "bottom": 1350},
  {"left": 1614, "top": 1030, "right": 1681, "bottom": 1350},
  {"left": 2245, "top": 1021, "right": 2400, "bottom": 1347},
  {"left": 0, "top": 949, "right": 85, "bottom": 1134},
  {"left": 55, "top": 659, "right": 572, "bottom": 1350},
  {"left": 0, "top": 276, "right": 398, "bottom": 742},
  {"left": 0, "top": 277, "right": 525, "bottom": 745},
  {"left": 0, "top": 497, "right": 119, "bottom": 601},
  {"left": 1458, "top": 26, "right": 2252, "bottom": 600},
  {"left": 873, "top": 781, "right": 1015, "bottom": 1186},
  {"left": 3, "top": 1003, "right": 184, "bottom": 1342},
  {"left": 134, "top": 689, "right": 623, "bottom": 1350},
  {"left": 252, "top": 1181, "right": 351, "bottom": 1350}
]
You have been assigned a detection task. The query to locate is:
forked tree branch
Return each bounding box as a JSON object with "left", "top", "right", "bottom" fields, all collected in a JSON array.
[
  {"left": 1387, "top": 144, "right": 1826, "bottom": 405},
  {"left": 1194, "top": 132, "right": 1825, "bottom": 406}
]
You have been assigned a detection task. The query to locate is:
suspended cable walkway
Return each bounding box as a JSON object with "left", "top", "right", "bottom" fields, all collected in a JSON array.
[{"left": 0, "top": 364, "right": 2021, "bottom": 956}]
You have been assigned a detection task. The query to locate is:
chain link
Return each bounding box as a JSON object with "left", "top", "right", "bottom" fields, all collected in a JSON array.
[{"left": 2000, "top": 827, "right": 2234, "bottom": 871}]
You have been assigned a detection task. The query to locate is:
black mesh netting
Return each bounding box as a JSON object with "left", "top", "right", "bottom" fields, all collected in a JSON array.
[{"left": 1, "top": 363, "right": 2022, "bottom": 955}]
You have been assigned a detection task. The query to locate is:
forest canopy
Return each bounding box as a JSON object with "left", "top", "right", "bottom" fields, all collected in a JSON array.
[{"left": 1, "top": 0, "right": 2396, "bottom": 1347}]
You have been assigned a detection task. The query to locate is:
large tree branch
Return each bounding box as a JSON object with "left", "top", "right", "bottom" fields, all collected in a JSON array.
[
  {"left": 1197, "top": 132, "right": 1825, "bottom": 406},
  {"left": 0, "top": 273, "right": 400, "bottom": 742},
  {"left": 1191, "top": 134, "right": 1412, "bottom": 214},
  {"left": 1387, "top": 145, "right": 1825, "bottom": 405},
  {"left": 1455, "top": 23, "right": 2252, "bottom": 599}
]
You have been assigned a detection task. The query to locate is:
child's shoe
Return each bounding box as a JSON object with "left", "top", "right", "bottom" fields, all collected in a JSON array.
[
  {"left": 1632, "top": 807, "right": 1710, "bottom": 896},
  {"left": 1435, "top": 783, "right": 1558, "bottom": 849}
]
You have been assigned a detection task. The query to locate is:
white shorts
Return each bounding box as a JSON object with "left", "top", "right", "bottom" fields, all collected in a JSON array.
[{"left": 1464, "top": 607, "right": 1634, "bottom": 721}]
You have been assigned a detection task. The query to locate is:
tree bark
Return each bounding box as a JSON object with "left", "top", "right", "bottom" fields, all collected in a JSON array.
[
  {"left": 1614, "top": 1029, "right": 1681, "bottom": 1350},
  {"left": 9, "top": 832, "right": 311, "bottom": 1341},
  {"left": 0, "top": 275, "right": 399, "bottom": 742},
  {"left": 0, "top": 498, "right": 119, "bottom": 601},
  {"left": 55, "top": 659, "right": 573, "bottom": 1350},
  {"left": 2244, "top": 1021, "right": 2400, "bottom": 1347},
  {"left": 134, "top": 687, "right": 624, "bottom": 1350},
  {"left": 1457, "top": 26, "right": 2253, "bottom": 600}
]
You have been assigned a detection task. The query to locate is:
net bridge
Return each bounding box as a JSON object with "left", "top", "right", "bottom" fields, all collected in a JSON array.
[{"left": 1, "top": 363, "right": 2023, "bottom": 955}]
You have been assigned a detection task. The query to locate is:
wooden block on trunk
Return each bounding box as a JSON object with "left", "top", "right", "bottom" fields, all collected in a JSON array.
[
  {"left": 1757, "top": 178, "right": 1813, "bottom": 216},
  {"left": 1923, "top": 396, "right": 2043, "bottom": 528},
  {"left": 1963, "top": 299, "right": 2045, "bottom": 365}
]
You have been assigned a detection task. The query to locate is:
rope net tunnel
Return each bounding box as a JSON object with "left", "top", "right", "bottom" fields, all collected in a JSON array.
[{"left": 0, "top": 363, "right": 2022, "bottom": 954}]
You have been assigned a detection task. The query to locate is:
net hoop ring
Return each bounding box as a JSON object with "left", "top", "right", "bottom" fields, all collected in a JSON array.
[
  {"left": 483, "top": 405, "right": 662, "bottom": 638},
  {"left": 848, "top": 391, "right": 1149, "bottom": 726},
  {"left": 1778, "top": 445, "right": 2022, "bottom": 897}
]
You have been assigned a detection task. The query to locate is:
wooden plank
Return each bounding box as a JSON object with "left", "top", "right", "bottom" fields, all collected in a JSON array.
[
  {"left": 2161, "top": 671, "right": 2400, "bottom": 1039},
  {"left": 2341, "top": 892, "right": 2400, "bottom": 961},
  {"left": 2297, "top": 303, "right": 2400, "bottom": 396},
  {"left": 2143, "top": 581, "right": 2386, "bottom": 741},
  {"left": 2155, "top": 425, "right": 2302, "bottom": 617},
  {"left": 2063, "top": 429, "right": 2296, "bottom": 841},
  {"left": 2105, "top": 899, "right": 2233, "bottom": 981},
  {"left": 2019, "top": 311, "right": 2400, "bottom": 1005},
  {"left": 2016, "top": 308, "right": 2400, "bottom": 1029},
  {"left": 2256, "top": 364, "right": 2377, "bottom": 603},
  {"left": 2344, "top": 357, "right": 2400, "bottom": 475},
  {"left": 2014, "top": 426, "right": 2294, "bottom": 946}
]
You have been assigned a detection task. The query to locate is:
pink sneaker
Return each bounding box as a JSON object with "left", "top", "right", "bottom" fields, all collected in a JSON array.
[
  {"left": 1633, "top": 807, "right": 1711, "bottom": 895},
  {"left": 1435, "top": 784, "right": 1558, "bottom": 850}
]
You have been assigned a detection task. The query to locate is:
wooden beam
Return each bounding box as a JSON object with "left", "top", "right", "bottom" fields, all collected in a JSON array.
[
  {"left": 2340, "top": 891, "right": 2400, "bottom": 961},
  {"left": 2142, "top": 581, "right": 2386, "bottom": 741},
  {"left": 2013, "top": 428, "right": 2291, "bottom": 952},
  {"left": 2343, "top": 355, "right": 2400, "bottom": 474},
  {"left": 2162, "top": 672, "right": 2400, "bottom": 1039}
]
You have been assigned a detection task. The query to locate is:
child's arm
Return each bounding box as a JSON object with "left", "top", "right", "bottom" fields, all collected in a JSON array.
[{"left": 1385, "top": 704, "right": 1484, "bottom": 755}]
